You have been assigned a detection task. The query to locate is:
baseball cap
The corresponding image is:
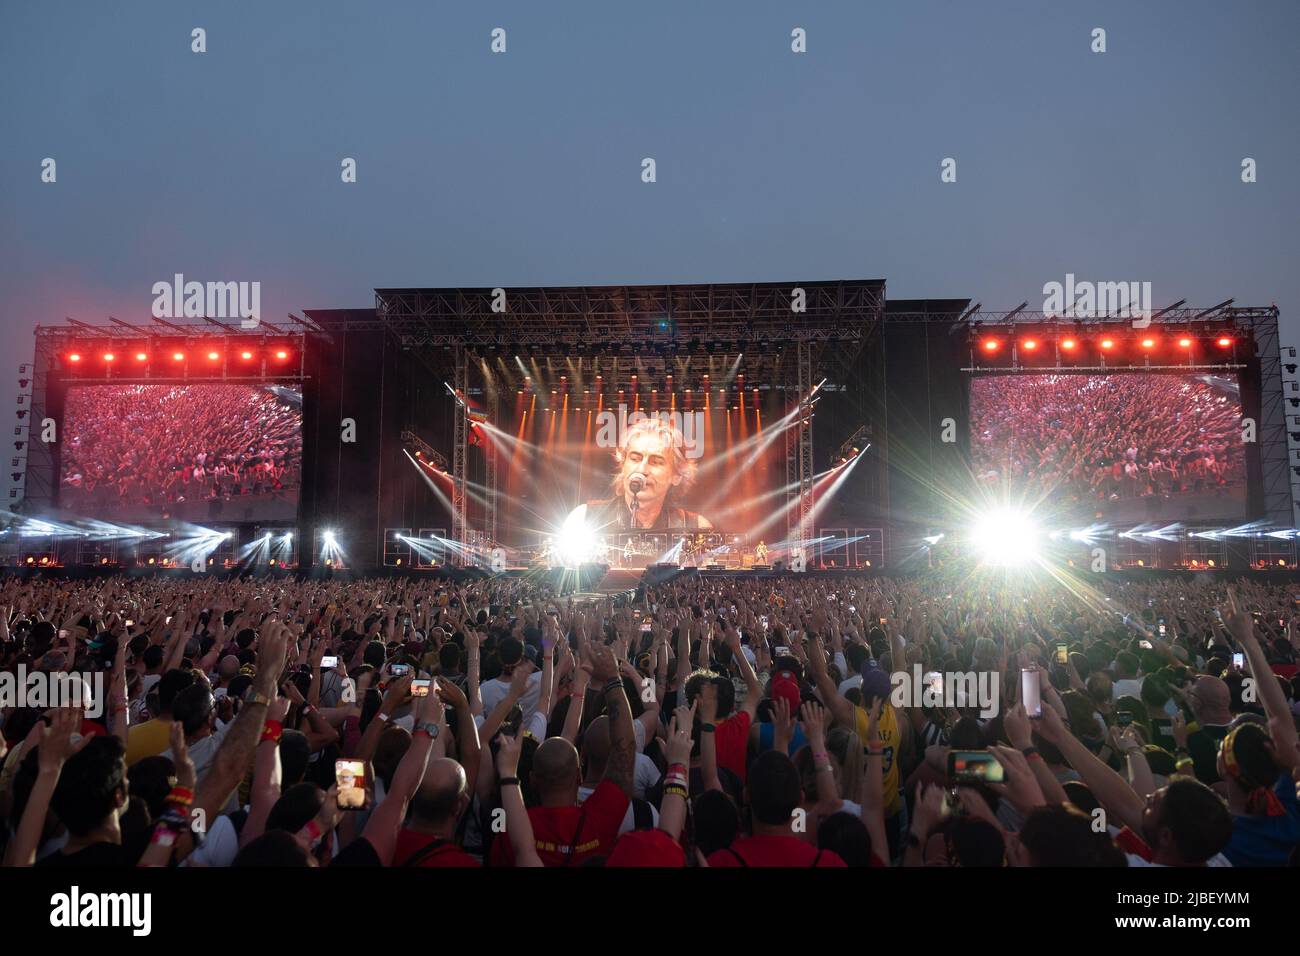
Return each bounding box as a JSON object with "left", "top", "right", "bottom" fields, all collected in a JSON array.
[
  {"left": 860, "top": 660, "right": 893, "bottom": 703},
  {"left": 770, "top": 670, "right": 801, "bottom": 715}
]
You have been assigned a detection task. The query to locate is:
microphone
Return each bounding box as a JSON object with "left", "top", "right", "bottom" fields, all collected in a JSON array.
[{"left": 628, "top": 473, "right": 645, "bottom": 494}]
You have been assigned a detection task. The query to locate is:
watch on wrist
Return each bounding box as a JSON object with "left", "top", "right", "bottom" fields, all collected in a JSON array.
[
  {"left": 416, "top": 721, "right": 441, "bottom": 739},
  {"left": 247, "top": 692, "right": 273, "bottom": 708}
]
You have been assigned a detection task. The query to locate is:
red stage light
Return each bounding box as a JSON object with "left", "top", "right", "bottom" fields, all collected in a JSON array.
[
  {"left": 1060, "top": 339, "right": 1076, "bottom": 351},
  {"left": 1100, "top": 339, "right": 1115, "bottom": 350},
  {"left": 1021, "top": 339, "right": 1037, "bottom": 351},
  {"left": 1178, "top": 337, "right": 1192, "bottom": 348},
  {"left": 135, "top": 352, "right": 148, "bottom": 362},
  {"left": 981, "top": 339, "right": 1000, "bottom": 352},
  {"left": 68, "top": 353, "right": 82, "bottom": 363},
  {"left": 102, "top": 352, "right": 115, "bottom": 362},
  {"left": 207, "top": 351, "right": 220, "bottom": 361},
  {"left": 275, "top": 350, "right": 289, "bottom": 361},
  {"left": 240, "top": 350, "right": 254, "bottom": 361},
  {"left": 1217, "top": 336, "right": 1232, "bottom": 347},
  {"left": 1140, "top": 338, "right": 1155, "bottom": 349},
  {"left": 172, "top": 352, "right": 185, "bottom": 362}
]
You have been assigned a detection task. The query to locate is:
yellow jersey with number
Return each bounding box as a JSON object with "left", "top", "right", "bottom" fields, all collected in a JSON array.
[{"left": 853, "top": 703, "right": 901, "bottom": 817}]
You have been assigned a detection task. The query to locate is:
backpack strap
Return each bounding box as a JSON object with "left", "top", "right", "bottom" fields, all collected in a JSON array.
[
  {"left": 725, "top": 846, "right": 748, "bottom": 867},
  {"left": 809, "top": 848, "right": 823, "bottom": 867},
  {"left": 563, "top": 804, "right": 592, "bottom": 867},
  {"left": 631, "top": 798, "right": 653, "bottom": 831}
]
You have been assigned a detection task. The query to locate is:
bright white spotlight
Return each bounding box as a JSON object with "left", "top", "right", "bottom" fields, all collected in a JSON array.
[
  {"left": 282, "top": 532, "right": 293, "bottom": 543},
  {"left": 323, "top": 531, "right": 337, "bottom": 546},
  {"left": 968, "top": 508, "right": 1042, "bottom": 566},
  {"left": 553, "top": 512, "right": 598, "bottom": 567}
]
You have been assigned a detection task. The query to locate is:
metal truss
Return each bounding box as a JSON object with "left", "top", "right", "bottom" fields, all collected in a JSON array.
[
  {"left": 451, "top": 348, "right": 469, "bottom": 561},
  {"left": 485, "top": 385, "right": 499, "bottom": 546},
  {"left": 374, "top": 281, "right": 883, "bottom": 352},
  {"left": 1251, "top": 311, "right": 1292, "bottom": 526},
  {"left": 789, "top": 341, "right": 815, "bottom": 544}
]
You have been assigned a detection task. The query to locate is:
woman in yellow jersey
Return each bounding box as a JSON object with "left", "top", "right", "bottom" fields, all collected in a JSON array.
[{"left": 808, "top": 631, "right": 913, "bottom": 858}]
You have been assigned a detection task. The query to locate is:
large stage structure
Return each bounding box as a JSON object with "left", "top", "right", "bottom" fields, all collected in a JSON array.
[
  {"left": 371, "top": 282, "right": 884, "bottom": 556},
  {"left": 10, "top": 285, "right": 1292, "bottom": 575}
]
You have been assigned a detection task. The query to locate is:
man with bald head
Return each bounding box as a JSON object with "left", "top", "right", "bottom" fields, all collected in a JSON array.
[
  {"left": 1182, "top": 675, "right": 1234, "bottom": 785},
  {"left": 213, "top": 655, "right": 241, "bottom": 698},
  {"left": 578, "top": 715, "right": 659, "bottom": 835},
  {"left": 489, "top": 644, "right": 635, "bottom": 866},
  {"left": 392, "top": 758, "right": 481, "bottom": 866}
]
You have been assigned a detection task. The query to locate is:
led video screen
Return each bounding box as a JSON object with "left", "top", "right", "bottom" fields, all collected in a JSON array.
[
  {"left": 969, "top": 373, "right": 1247, "bottom": 523},
  {"left": 59, "top": 383, "right": 303, "bottom": 522},
  {"left": 494, "top": 395, "right": 788, "bottom": 558}
]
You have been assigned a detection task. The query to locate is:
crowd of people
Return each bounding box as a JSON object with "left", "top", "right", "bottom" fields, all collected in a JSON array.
[
  {"left": 1, "top": 566, "right": 1297, "bottom": 868},
  {"left": 60, "top": 385, "right": 302, "bottom": 515},
  {"left": 971, "top": 374, "right": 1246, "bottom": 510}
]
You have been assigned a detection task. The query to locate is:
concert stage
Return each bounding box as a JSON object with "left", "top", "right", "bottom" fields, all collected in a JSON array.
[{"left": 13, "top": 282, "right": 1290, "bottom": 575}]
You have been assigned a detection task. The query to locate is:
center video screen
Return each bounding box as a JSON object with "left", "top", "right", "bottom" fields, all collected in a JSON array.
[
  {"left": 496, "top": 394, "right": 786, "bottom": 561},
  {"left": 59, "top": 383, "right": 303, "bottom": 522},
  {"left": 969, "top": 373, "right": 1247, "bottom": 523}
]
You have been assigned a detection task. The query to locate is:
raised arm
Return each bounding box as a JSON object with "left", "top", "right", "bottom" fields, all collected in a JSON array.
[
  {"left": 1223, "top": 591, "right": 1299, "bottom": 770},
  {"left": 4, "top": 710, "right": 89, "bottom": 866},
  {"left": 240, "top": 697, "right": 293, "bottom": 846},
  {"left": 358, "top": 689, "right": 439, "bottom": 865},
  {"left": 591, "top": 644, "right": 635, "bottom": 797},
  {"left": 495, "top": 731, "right": 543, "bottom": 867},
  {"left": 1033, "top": 702, "right": 1145, "bottom": 832},
  {"left": 658, "top": 702, "right": 696, "bottom": 842},
  {"left": 806, "top": 633, "right": 856, "bottom": 728}
]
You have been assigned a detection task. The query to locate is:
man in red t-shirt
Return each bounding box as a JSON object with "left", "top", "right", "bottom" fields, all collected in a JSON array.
[
  {"left": 489, "top": 644, "right": 634, "bottom": 866},
  {"left": 392, "top": 758, "right": 481, "bottom": 867},
  {"left": 708, "top": 750, "right": 846, "bottom": 867},
  {"left": 685, "top": 620, "right": 760, "bottom": 783}
]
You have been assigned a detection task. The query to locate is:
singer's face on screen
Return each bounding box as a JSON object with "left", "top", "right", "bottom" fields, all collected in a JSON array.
[{"left": 621, "top": 430, "right": 680, "bottom": 519}]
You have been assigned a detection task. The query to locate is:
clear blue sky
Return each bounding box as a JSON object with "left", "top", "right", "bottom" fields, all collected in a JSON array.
[{"left": 2, "top": 1, "right": 1297, "bottom": 376}]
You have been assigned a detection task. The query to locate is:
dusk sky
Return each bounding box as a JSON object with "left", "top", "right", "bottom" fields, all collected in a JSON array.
[{"left": 3, "top": 2, "right": 1297, "bottom": 401}]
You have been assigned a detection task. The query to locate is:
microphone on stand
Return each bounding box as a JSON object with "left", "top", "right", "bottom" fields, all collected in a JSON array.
[{"left": 627, "top": 473, "right": 645, "bottom": 523}]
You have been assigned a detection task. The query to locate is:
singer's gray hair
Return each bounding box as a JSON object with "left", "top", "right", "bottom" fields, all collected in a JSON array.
[{"left": 611, "top": 415, "right": 697, "bottom": 496}]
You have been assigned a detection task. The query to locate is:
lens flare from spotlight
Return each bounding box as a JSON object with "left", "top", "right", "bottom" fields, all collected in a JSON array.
[
  {"left": 968, "top": 508, "right": 1042, "bottom": 566},
  {"left": 553, "top": 512, "right": 598, "bottom": 567}
]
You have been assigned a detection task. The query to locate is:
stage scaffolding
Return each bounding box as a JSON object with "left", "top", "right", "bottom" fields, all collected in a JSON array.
[{"left": 376, "top": 282, "right": 884, "bottom": 563}]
